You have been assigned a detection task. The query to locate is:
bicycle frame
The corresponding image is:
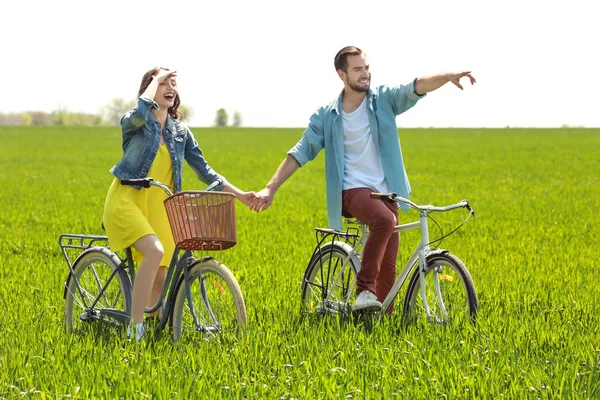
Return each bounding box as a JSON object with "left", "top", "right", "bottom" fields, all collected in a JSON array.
[
  {"left": 380, "top": 214, "right": 435, "bottom": 315},
  {"left": 379, "top": 195, "right": 472, "bottom": 318},
  {"left": 61, "top": 232, "right": 221, "bottom": 331},
  {"left": 312, "top": 193, "right": 473, "bottom": 319},
  {"left": 62, "top": 177, "right": 226, "bottom": 332},
  {"left": 148, "top": 249, "right": 222, "bottom": 333}
]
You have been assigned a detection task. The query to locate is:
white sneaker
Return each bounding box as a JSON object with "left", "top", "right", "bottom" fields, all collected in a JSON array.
[
  {"left": 126, "top": 322, "right": 146, "bottom": 341},
  {"left": 353, "top": 291, "right": 382, "bottom": 312}
]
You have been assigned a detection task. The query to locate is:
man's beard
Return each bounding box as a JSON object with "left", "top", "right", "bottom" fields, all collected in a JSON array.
[{"left": 348, "top": 77, "right": 370, "bottom": 93}]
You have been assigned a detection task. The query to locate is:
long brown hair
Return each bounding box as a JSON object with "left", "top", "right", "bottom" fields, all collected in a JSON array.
[{"left": 137, "top": 67, "right": 182, "bottom": 120}]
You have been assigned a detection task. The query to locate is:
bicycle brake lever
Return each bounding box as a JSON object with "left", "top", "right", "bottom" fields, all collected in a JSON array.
[
  {"left": 464, "top": 201, "right": 476, "bottom": 218},
  {"left": 383, "top": 192, "right": 397, "bottom": 203}
]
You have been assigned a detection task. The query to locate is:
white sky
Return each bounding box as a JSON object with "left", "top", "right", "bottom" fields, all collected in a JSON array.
[{"left": 2, "top": 0, "right": 598, "bottom": 128}]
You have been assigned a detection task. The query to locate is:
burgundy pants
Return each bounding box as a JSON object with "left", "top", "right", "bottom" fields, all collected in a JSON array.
[{"left": 342, "top": 188, "right": 399, "bottom": 303}]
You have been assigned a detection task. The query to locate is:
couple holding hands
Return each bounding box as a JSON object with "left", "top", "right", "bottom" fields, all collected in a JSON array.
[{"left": 102, "top": 46, "right": 476, "bottom": 340}]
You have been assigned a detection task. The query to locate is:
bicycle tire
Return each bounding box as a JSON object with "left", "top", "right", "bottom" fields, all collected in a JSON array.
[
  {"left": 403, "top": 252, "right": 478, "bottom": 326},
  {"left": 64, "top": 247, "right": 132, "bottom": 332},
  {"left": 170, "top": 258, "right": 246, "bottom": 341},
  {"left": 301, "top": 241, "right": 360, "bottom": 315}
]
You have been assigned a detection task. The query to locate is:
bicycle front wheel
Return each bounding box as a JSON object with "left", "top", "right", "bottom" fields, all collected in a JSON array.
[
  {"left": 301, "top": 242, "right": 360, "bottom": 315},
  {"left": 170, "top": 258, "right": 246, "bottom": 341},
  {"left": 403, "top": 252, "right": 478, "bottom": 326},
  {"left": 64, "top": 248, "right": 131, "bottom": 333}
]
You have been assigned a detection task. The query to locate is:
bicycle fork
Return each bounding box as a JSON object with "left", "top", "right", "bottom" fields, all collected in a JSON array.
[
  {"left": 182, "top": 256, "right": 221, "bottom": 334},
  {"left": 417, "top": 212, "right": 448, "bottom": 323}
]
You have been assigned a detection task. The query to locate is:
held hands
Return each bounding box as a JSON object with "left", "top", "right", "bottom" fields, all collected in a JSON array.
[
  {"left": 246, "top": 154, "right": 297, "bottom": 212},
  {"left": 237, "top": 191, "right": 261, "bottom": 212},
  {"left": 245, "top": 187, "right": 274, "bottom": 212},
  {"left": 256, "top": 188, "right": 275, "bottom": 211},
  {"left": 448, "top": 71, "right": 476, "bottom": 90},
  {"left": 225, "top": 183, "right": 272, "bottom": 213}
]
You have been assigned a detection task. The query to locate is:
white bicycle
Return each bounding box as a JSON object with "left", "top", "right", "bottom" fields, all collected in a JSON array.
[{"left": 301, "top": 192, "right": 478, "bottom": 326}]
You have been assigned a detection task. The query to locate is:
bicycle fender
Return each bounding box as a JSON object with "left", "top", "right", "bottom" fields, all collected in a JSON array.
[
  {"left": 426, "top": 249, "right": 450, "bottom": 260},
  {"left": 302, "top": 240, "right": 361, "bottom": 285},
  {"left": 62, "top": 246, "right": 122, "bottom": 300}
]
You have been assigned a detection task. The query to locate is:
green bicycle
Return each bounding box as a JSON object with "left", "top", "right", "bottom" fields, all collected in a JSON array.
[{"left": 60, "top": 178, "right": 246, "bottom": 341}]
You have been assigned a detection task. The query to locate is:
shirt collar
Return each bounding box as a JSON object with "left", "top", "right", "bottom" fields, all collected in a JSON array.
[{"left": 331, "top": 88, "right": 373, "bottom": 115}]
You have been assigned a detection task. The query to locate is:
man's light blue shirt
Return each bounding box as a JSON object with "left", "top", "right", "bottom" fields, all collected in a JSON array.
[{"left": 288, "top": 80, "right": 425, "bottom": 231}]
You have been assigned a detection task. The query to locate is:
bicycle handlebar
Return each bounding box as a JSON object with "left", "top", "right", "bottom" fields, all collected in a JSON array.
[
  {"left": 370, "top": 192, "right": 397, "bottom": 203},
  {"left": 121, "top": 178, "right": 153, "bottom": 188},
  {"left": 120, "top": 178, "right": 224, "bottom": 197},
  {"left": 370, "top": 192, "right": 476, "bottom": 217}
]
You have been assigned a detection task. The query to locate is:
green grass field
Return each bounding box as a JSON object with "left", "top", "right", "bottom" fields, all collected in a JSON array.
[{"left": 0, "top": 126, "right": 599, "bottom": 398}]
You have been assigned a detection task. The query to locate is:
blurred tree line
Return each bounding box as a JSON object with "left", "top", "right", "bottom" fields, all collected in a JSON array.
[
  {"left": 214, "top": 108, "right": 242, "bottom": 127},
  {"left": 1, "top": 99, "right": 195, "bottom": 126},
  {"left": 1, "top": 100, "right": 241, "bottom": 127},
  {"left": 0, "top": 110, "right": 103, "bottom": 126}
]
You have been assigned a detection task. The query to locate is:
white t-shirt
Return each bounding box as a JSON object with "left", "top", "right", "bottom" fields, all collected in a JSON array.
[{"left": 342, "top": 97, "right": 391, "bottom": 192}]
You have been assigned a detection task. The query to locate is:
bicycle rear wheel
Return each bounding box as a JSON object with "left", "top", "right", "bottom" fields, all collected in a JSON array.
[
  {"left": 403, "top": 252, "right": 478, "bottom": 326},
  {"left": 170, "top": 258, "right": 246, "bottom": 341},
  {"left": 301, "top": 242, "right": 360, "bottom": 315},
  {"left": 64, "top": 248, "right": 131, "bottom": 333}
]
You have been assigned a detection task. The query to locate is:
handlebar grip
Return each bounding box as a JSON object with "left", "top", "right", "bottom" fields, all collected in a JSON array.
[
  {"left": 370, "top": 192, "right": 397, "bottom": 203},
  {"left": 121, "top": 178, "right": 153, "bottom": 188},
  {"left": 203, "top": 178, "right": 224, "bottom": 192}
]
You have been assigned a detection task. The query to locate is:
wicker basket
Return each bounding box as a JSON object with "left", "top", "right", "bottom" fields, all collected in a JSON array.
[{"left": 164, "top": 191, "right": 237, "bottom": 250}]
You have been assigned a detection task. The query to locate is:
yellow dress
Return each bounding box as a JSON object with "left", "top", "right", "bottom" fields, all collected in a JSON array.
[{"left": 103, "top": 143, "right": 175, "bottom": 266}]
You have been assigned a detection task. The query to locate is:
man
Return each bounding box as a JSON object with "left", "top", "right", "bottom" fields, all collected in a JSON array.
[{"left": 251, "top": 46, "right": 476, "bottom": 311}]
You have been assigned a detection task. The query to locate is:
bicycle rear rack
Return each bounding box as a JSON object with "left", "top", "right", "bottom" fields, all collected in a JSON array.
[
  {"left": 59, "top": 234, "right": 110, "bottom": 270},
  {"left": 313, "top": 226, "right": 360, "bottom": 249}
]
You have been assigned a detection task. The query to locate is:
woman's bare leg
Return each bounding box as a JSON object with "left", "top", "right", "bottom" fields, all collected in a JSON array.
[
  {"left": 146, "top": 266, "right": 166, "bottom": 318},
  {"left": 131, "top": 234, "right": 164, "bottom": 324}
]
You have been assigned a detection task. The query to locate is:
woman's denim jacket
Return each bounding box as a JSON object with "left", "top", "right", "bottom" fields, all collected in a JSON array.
[{"left": 110, "top": 97, "right": 227, "bottom": 192}]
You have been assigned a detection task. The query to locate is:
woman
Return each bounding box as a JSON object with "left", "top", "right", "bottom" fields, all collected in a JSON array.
[{"left": 103, "top": 67, "right": 257, "bottom": 340}]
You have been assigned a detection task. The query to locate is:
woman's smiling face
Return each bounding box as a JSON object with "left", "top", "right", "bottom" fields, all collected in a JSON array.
[{"left": 155, "top": 71, "right": 178, "bottom": 110}]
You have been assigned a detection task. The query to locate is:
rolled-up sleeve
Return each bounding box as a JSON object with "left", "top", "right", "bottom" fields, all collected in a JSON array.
[
  {"left": 287, "top": 109, "right": 325, "bottom": 166},
  {"left": 183, "top": 128, "right": 228, "bottom": 190},
  {"left": 388, "top": 79, "right": 426, "bottom": 116},
  {"left": 120, "top": 96, "right": 159, "bottom": 136}
]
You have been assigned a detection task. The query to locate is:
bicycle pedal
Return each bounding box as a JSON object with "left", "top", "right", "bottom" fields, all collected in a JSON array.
[
  {"left": 316, "top": 301, "right": 349, "bottom": 315},
  {"left": 316, "top": 305, "right": 337, "bottom": 315},
  {"left": 79, "top": 312, "right": 94, "bottom": 321}
]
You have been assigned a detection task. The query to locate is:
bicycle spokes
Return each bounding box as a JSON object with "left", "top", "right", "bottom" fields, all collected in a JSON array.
[
  {"left": 407, "top": 256, "right": 476, "bottom": 326},
  {"left": 302, "top": 243, "right": 358, "bottom": 315},
  {"left": 64, "top": 250, "right": 131, "bottom": 333},
  {"left": 171, "top": 260, "right": 246, "bottom": 341}
]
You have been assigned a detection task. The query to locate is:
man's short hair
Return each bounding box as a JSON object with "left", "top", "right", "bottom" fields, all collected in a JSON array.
[{"left": 334, "top": 46, "right": 365, "bottom": 72}]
